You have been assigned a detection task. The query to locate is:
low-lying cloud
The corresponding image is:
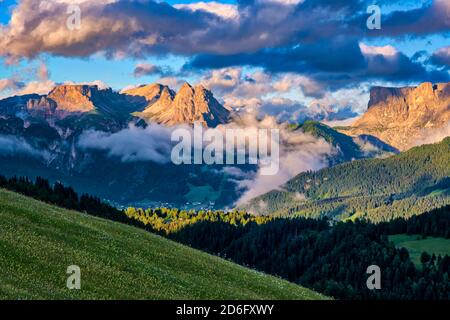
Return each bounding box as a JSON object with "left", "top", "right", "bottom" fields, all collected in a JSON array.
[
  {"left": 0, "top": 135, "right": 47, "bottom": 158},
  {"left": 78, "top": 123, "right": 175, "bottom": 163},
  {"left": 221, "top": 114, "right": 335, "bottom": 205},
  {"left": 413, "top": 121, "right": 450, "bottom": 147}
]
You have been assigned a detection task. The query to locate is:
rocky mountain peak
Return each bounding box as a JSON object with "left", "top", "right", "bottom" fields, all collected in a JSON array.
[
  {"left": 45, "top": 85, "right": 98, "bottom": 113},
  {"left": 135, "top": 82, "right": 230, "bottom": 127},
  {"left": 341, "top": 82, "right": 450, "bottom": 151},
  {"left": 179, "top": 82, "right": 194, "bottom": 91}
]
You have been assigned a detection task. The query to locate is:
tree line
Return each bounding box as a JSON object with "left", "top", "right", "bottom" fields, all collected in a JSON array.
[{"left": 170, "top": 209, "right": 450, "bottom": 300}]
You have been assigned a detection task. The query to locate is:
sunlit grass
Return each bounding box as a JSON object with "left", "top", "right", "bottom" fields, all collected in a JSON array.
[{"left": 0, "top": 189, "right": 327, "bottom": 300}]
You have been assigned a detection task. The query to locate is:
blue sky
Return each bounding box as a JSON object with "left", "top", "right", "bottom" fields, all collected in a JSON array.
[{"left": 0, "top": 0, "right": 449, "bottom": 112}]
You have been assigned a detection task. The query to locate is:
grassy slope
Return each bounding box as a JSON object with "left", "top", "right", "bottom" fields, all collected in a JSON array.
[
  {"left": 0, "top": 189, "right": 327, "bottom": 300},
  {"left": 389, "top": 234, "right": 450, "bottom": 266}
]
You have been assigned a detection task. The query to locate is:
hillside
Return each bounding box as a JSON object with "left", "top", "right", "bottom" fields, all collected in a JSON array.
[
  {"left": 291, "top": 121, "right": 364, "bottom": 163},
  {"left": 0, "top": 189, "right": 326, "bottom": 300},
  {"left": 291, "top": 121, "right": 397, "bottom": 165},
  {"left": 241, "top": 137, "right": 450, "bottom": 221}
]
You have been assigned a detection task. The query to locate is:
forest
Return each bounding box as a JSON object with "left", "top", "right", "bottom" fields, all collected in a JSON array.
[{"left": 242, "top": 137, "right": 450, "bottom": 221}]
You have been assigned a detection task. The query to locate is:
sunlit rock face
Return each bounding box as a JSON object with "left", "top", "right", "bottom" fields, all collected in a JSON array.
[
  {"left": 134, "top": 82, "right": 230, "bottom": 127},
  {"left": 344, "top": 82, "right": 450, "bottom": 151}
]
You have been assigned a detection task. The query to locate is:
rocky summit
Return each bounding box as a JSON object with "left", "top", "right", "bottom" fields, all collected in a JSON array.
[
  {"left": 134, "top": 82, "right": 230, "bottom": 127},
  {"left": 343, "top": 82, "right": 450, "bottom": 151}
]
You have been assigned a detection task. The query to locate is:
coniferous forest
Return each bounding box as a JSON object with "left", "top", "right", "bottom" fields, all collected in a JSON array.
[{"left": 0, "top": 175, "right": 449, "bottom": 300}]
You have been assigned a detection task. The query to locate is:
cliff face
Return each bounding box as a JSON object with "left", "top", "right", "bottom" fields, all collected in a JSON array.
[
  {"left": 136, "top": 82, "right": 230, "bottom": 127},
  {"left": 345, "top": 82, "right": 450, "bottom": 150},
  {"left": 47, "top": 85, "right": 97, "bottom": 113}
]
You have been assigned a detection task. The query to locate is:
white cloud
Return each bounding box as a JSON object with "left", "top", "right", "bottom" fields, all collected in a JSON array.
[
  {"left": 62, "top": 80, "right": 110, "bottom": 90},
  {"left": 16, "top": 80, "right": 56, "bottom": 95},
  {"left": 174, "top": 2, "right": 239, "bottom": 20},
  {"left": 0, "top": 61, "right": 56, "bottom": 98},
  {"left": 359, "top": 43, "right": 398, "bottom": 57}
]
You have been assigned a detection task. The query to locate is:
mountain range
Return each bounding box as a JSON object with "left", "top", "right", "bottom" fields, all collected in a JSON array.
[
  {"left": 0, "top": 81, "right": 449, "bottom": 215},
  {"left": 1, "top": 82, "right": 230, "bottom": 127}
]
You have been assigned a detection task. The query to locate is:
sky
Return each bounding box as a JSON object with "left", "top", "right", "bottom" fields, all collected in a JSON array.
[{"left": 0, "top": 0, "right": 449, "bottom": 117}]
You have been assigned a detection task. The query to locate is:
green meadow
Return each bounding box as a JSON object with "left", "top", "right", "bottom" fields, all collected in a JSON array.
[
  {"left": 0, "top": 189, "right": 327, "bottom": 300},
  {"left": 389, "top": 234, "right": 450, "bottom": 266}
]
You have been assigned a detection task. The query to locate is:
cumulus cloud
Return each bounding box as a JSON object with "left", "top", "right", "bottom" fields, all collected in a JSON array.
[
  {"left": 0, "top": 0, "right": 447, "bottom": 90},
  {"left": 0, "top": 0, "right": 228, "bottom": 59},
  {"left": 188, "top": 37, "right": 449, "bottom": 89},
  {"left": 15, "top": 80, "right": 56, "bottom": 96},
  {"left": 0, "top": 61, "right": 55, "bottom": 98},
  {"left": 1, "top": 0, "right": 447, "bottom": 64},
  {"left": 62, "top": 80, "right": 110, "bottom": 90},
  {"left": 430, "top": 46, "right": 450, "bottom": 68},
  {"left": 365, "top": 0, "right": 450, "bottom": 37},
  {"left": 200, "top": 67, "right": 322, "bottom": 106},
  {"left": 273, "top": 74, "right": 324, "bottom": 98},
  {"left": 199, "top": 67, "right": 362, "bottom": 121},
  {"left": 133, "top": 63, "right": 162, "bottom": 78},
  {"left": 0, "top": 78, "right": 23, "bottom": 93}
]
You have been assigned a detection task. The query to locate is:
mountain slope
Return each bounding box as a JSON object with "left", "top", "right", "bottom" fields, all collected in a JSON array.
[
  {"left": 291, "top": 121, "right": 398, "bottom": 165},
  {"left": 241, "top": 137, "right": 450, "bottom": 221},
  {"left": 292, "top": 121, "right": 364, "bottom": 163},
  {"left": 341, "top": 82, "right": 450, "bottom": 151},
  {"left": 0, "top": 189, "right": 326, "bottom": 300}
]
